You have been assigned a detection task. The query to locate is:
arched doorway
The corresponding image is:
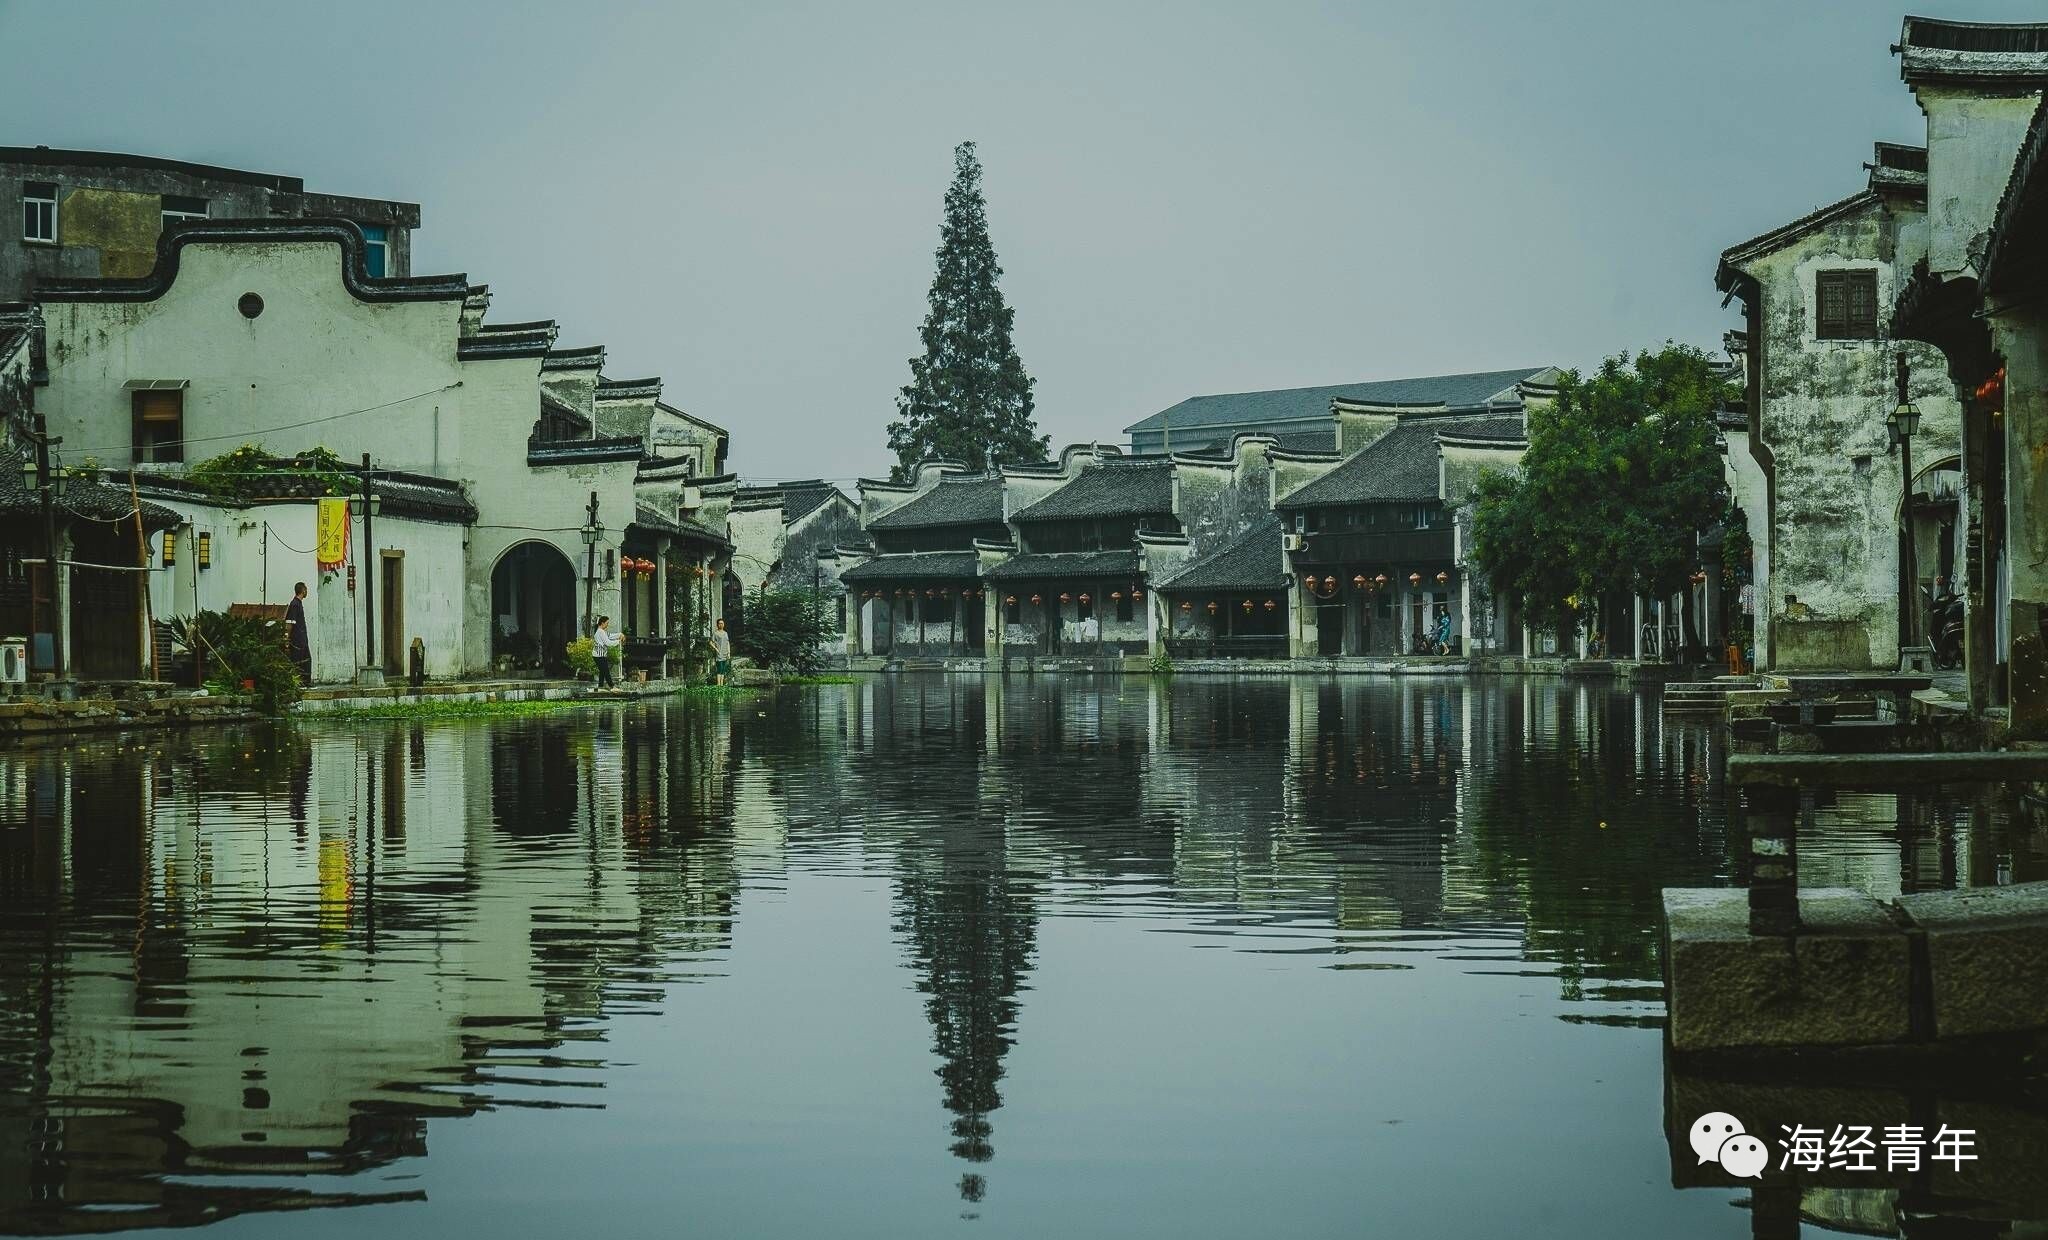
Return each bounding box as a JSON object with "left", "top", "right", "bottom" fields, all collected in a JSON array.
[
  {"left": 491, "top": 541, "right": 577, "bottom": 675},
  {"left": 1899, "top": 456, "right": 1963, "bottom": 652}
]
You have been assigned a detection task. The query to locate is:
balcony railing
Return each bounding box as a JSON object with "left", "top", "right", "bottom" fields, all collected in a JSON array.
[{"left": 1293, "top": 526, "right": 1453, "bottom": 565}]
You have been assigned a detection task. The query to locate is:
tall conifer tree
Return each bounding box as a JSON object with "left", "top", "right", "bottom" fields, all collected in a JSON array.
[{"left": 888, "top": 142, "right": 1046, "bottom": 479}]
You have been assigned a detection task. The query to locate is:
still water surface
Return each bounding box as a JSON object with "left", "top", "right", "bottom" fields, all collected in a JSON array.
[{"left": 2, "top": 676, "right": 2043, "bottom": 1238}]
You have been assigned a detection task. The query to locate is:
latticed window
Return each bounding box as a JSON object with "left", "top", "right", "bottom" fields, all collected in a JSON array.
[{"left": 1816, "top": 269, "right": 1879, "bottom": 339}]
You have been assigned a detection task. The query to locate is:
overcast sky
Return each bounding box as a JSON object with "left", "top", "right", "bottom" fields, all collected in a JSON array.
[{"left": 4, "top": 1, "right": 2040, "bottom": 482}]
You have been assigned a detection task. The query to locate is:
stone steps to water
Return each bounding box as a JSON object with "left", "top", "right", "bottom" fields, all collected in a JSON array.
[{"left": 1660, "top": 676, "right": 1757, "bottom": 713}]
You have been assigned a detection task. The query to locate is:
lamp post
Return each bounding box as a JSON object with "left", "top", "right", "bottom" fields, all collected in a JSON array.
[
  {"left": 580, "top": 490, "right": 604, "bottom": 631},
  {"left": 1889, "top": 354, "right": 1923, "bottom": 652}
]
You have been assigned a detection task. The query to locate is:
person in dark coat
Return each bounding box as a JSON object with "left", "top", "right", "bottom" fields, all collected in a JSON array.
[{"left": 286, "top": 581, "right": 313, "bottom": 682}]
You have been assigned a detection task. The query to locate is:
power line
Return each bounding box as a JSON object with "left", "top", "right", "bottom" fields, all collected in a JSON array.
[{"left": 61, "top": 381, "right": 464, "bottom": 457}]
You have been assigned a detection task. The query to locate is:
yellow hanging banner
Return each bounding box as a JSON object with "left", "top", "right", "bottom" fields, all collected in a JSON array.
[{"left": 316, "top": 496, "right": 350, "bottom": 570}]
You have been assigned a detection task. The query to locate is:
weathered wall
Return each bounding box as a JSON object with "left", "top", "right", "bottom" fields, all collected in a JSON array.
[
  {"left": 1738, "top": 198, "right": 1960, "bottom": 669},
  {"left": 0, "top": 156, "right": 416, "bottom": 301},
  {"left": 726, "top": 501, "right": 785, "bottom": 594},
  {"left": 766, "top": 497, "right": 860, "bottom": 596},
  {"left": 1721, "top": 428, "right": 1774, "bottom": 667},
  {"left": 39, "top": 238, "right": 630, "bottom": 675},
  {"left": 146, "top": 496, "right": 469, "bottom": 682},
  {"left": 1173, "top": 438, "right": 1276, "bottom": 559},
  {"left": 1919, "top": 87, "right": 2044, "bottom": 277}
]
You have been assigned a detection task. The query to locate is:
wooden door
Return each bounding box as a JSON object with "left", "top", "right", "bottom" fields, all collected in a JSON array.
[{"left": 381, "top": 552, "right": 404, "bottom": 673}]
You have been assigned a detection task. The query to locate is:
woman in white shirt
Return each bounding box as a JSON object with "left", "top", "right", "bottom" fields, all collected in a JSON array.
[{"left": 591, "top": 616, "right": 620, "bottom": 689}]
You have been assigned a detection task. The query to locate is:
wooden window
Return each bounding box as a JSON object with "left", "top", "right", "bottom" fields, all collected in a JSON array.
[
  {"left": 1816, "top": 269, "right": 1879, "bottom": 340},
  {"left": 131, "top": 389, "right": 185, "bottom": 463},
  {"left": 359, "top": 225, "right": 389, "bottom": 277},
  {"left": 22, "top": 181, "right": 55, "bottom": 242}
]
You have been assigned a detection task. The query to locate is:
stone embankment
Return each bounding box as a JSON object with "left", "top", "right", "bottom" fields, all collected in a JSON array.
[
  {"left": 0, "top": 694, "right": 260, "bottom": 740},
  {"left": 1663, "top": 882, "right": 2048, "bottom": 1055}
]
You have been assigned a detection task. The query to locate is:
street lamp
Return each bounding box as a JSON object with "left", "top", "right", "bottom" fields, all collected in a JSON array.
[{"left": 1890, "top": 354, "right": 1922, "bottom": 653}]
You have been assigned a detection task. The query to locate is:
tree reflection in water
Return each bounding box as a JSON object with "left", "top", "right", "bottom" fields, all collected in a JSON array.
[{"left": 0, "top": 678, "right": 2041, "bottom": 1238}]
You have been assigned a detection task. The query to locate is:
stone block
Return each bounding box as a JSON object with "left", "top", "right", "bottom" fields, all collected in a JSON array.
[
  {"left": 1663, "top": 888, "right": 1911, "bottom": 1053},
  {"left": 1897, "top": 881, "right": 2048, "bottom": 1038},
  {"left": 1665, "top": 1069, "right": 1910, "bottom": 1189},
  {"left": 1929, "top": 1096, "right": 2048, "bottom": 1215}
]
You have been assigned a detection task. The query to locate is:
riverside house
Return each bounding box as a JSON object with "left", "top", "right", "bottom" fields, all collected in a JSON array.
[{"left": 21, "top": 210, "right": 731, "bottom": 684}]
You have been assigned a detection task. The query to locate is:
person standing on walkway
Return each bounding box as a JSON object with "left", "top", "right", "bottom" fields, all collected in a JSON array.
[
  {"left": 285, "top": 582, "right": 313, "bottom": 683},
  {"left": 712, "top": 616, "right": 732, "bottom": 686},
  {"left": 591, "top": 615, "right": 619, "bottom": 690}
]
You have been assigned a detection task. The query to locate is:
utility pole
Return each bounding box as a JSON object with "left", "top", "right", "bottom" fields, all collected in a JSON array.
[{"left": 361, "top": 452, "right": 378, "bottom": 672}]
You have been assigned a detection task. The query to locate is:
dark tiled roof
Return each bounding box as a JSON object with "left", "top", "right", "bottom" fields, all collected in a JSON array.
[
  {"left": 631, "top": 504, "right": 733, "bottom": 548},
  {"left": 840, "top": 550, "right": 980, "bottom": 582},
  {"left": 1124, "top": 367, "right": 1549, "bottom": 438},
  {"left": 1010, "top": 460, "right": 1173, "bottom": 522},
  {"left": 1716, "top": 191, "right": 1878, "bottom": 290},
  {"left": 527, "top": 435, "right": 643, "bottom": 466},
  {"left": 1276, "top": 414, "right": 1522, "bottom": 509},
  {"left": 985, "top": 549, "right": 1139, "bottom": 581},
  {"left": 868, "top": 474, "right": 1005, "bottom": 530},
  {"left": 0, "top": 446, "right": 181, "bottom": 531},
  {"left": 370, "top": 473, "right": 477, "bottom": 522},
  {"left": 1156, "top": 516, "right": 1284, "bottom": 591},
  {"left": 783, "top": 483, "right": 842, "bottom": 522},
  {"left": 1898, "top": 17, "right": 2048, "bottom": 84}
]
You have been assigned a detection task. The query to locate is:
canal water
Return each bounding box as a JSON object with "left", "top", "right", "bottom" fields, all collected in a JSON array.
[{"left": 1, "top": 677, "right": 2042, "bottom": 1239}]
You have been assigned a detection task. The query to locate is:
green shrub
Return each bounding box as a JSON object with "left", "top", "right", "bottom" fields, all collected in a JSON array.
[
  {"left": 1147, "top": 649, "right": 1174, "bottom": 677},
  {"left": 168, "top": 610, "right": 303, "bottom": 715},
  {"left": 563, "top": 636, "right": 596, "bottom": 679},
  {"left": 738, "top": 590, "right": 836, "bottom": 675}
]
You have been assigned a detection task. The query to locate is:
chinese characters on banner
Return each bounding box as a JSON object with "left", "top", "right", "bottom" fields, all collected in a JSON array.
[{"left": 316, "top": 496, "right": 350, "bottom": 571}]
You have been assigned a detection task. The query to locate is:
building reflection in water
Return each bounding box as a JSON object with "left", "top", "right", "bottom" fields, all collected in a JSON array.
[
  {"left": 0, "top": 711, "right": 740, "bottom": 1233},
  {"left": 0, "top": 676, "right": 2041, "bottom": 1234}
]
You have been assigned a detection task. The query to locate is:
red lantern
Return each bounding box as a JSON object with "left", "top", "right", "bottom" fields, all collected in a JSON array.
[
  {"left": 1241, "top": 599, "right": 1254, "bottom": 611},
  {"left": 1030, "top": 594, "right": 1042, "bottom": 605},
  {"left": 1408, "top": 572, "right": 1422, "bottom": 587},
  {"left": 1375, "top": 573, "right": 1388, "bottom": 587},
  {"left": 1352, "top": 574, "right": 1367, "bottom": 589},
  {"left": 1322, "top": 575, "right": 1336, "bottom": 590},
  {"left": 1079, "top": 593, "right": 1091, "bottom": 605},
  {"left": 894, "top": 589, "right": 903, "bottom": 597},
  {"left": 1005, "top": 594, "right": 1017, "bottom": 605},
  {"left": 1132, "top": 588, "right": 1144, "bottom": 600},
  {"left": 1060, "top": 592, "right": 1072, "bottom": 603},
  {"left": 1180, "top": 601, "right": 1193, "bottom": 612},
  {"left": 1435, "top": 570, "right": 1449, "bottom": 585},
  {"left": 1264, "top": 599, "right": 1277, "bottom": 611},
  {"left": 1111, "top": 591, "right": 1123, "bottom": 602},
  {"left": 1205, "top": 601, "right": 1218, "bottom": 614}
]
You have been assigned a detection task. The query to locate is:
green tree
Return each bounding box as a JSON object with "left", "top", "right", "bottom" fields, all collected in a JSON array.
[
  {"left": 888, "top": 141, "right": 1046, "bottom": 479},
  {"left": 738, "top": 589, "right": 836, "bottom": 675},
  {"left": 1471, "top": 345, "right": 1732, "bottom": 629}
]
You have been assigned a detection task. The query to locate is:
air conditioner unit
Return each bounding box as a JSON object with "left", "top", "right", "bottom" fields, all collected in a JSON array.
[
  {"left": 1281, "top": 533, "right": 1306, "bottom": 553},
  {"left": 0, "top": 638, "right": 26, "bottom": 685}
]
